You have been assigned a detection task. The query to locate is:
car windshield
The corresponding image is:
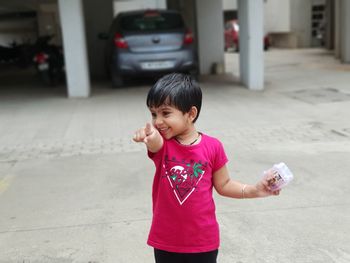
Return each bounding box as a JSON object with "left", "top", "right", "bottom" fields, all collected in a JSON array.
[{"left": 120, "top": 12, "right": 184, "bottom": 32}]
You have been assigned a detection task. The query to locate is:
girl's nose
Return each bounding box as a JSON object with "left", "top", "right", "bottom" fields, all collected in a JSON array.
[{"left": 154, "top": 117, "right": 163, "bottom": 127}]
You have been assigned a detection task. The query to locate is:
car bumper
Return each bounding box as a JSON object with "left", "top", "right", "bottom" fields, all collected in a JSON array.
[{"left": 112, "top": 49, "right": 198, "bottom": 76}]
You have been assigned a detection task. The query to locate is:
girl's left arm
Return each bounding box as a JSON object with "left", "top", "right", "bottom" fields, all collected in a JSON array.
[{"left": 213, "top": 165, "right": 280, "bottom": 198}]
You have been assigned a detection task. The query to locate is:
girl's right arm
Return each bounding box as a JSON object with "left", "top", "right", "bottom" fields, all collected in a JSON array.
[{"left": 133, "top": 122, "right": 163, "bottom": 153}]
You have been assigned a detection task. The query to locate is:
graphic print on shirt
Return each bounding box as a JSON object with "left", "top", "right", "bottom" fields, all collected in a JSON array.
[{"left": 163, "top": 156, "right": 207, "bottom": 205}]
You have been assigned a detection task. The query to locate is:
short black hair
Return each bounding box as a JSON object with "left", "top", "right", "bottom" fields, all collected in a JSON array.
[{"left": 146, "top": 73, "right": 202, "bottom": 123}]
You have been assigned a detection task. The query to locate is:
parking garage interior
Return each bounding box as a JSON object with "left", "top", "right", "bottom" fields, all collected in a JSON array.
[{"left": 0, "top": 0, "right": 349, "bottom": 99}]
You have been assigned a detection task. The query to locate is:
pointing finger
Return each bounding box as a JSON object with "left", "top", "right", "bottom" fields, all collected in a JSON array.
[{"left": 145, "top": 122, "right": 153, "bottom": 135}]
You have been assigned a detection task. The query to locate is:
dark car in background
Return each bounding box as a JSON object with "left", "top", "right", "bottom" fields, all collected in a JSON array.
[
  {"left": 224, "top": 20, "right": 270, "bottom": 52},
  {"left": 102, "top": 9, "right": 198, "bottom": 87}
]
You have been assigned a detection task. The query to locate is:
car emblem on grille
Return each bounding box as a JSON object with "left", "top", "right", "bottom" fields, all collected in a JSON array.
[{"left": 152, "top": 36, "right": 160, "bottom": 44}]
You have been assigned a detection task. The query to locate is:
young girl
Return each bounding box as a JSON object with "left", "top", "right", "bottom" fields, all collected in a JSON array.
[{"left": 133, "top": 73, "right": 280, "bottom": 263}]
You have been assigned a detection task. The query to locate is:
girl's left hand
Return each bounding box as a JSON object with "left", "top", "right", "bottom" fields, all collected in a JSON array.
[{"left": 255, "top": 170, "right": 281, "bottom": 197}]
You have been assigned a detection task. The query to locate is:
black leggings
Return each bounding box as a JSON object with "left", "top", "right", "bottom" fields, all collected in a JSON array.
[{"left": 154, "top": 248, "right": 218, "bottom": 263}]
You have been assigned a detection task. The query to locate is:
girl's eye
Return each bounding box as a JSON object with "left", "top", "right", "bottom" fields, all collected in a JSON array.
[
  {"left": 163, "top": 111, "right": 171, "bottom": 116},
  {"left": 151, "top": 113, "right": 156, "bottom": 119}
]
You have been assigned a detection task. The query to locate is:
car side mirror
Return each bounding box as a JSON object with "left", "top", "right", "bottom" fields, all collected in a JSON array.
[{"left": 98, "top": 32, "right": 109, "bottom": 40}]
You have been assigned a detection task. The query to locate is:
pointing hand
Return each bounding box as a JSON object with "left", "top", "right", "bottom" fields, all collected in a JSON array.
[{"left": 133, "top": 123, "right": 157, "bottom": 144}]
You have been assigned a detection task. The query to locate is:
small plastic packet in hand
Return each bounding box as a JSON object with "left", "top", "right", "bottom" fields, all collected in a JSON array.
[{"left": 263, "top": 162, "right": 294, "bottom": 191}]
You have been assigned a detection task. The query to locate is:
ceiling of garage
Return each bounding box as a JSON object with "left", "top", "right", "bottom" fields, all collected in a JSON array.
[{"left": 0, "top": 0, "right": 56, "bottom": 14}]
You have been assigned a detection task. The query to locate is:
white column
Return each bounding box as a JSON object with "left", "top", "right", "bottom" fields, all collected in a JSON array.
[
  {"left": 340, "top": 0, "right": 350, "bottom": 63},
  {"left": 58, "top": 0, "right": 90, "bottom": 98},
  {"left": 195, "top": 0, "right": 225, "bottom": 74},
  {"left": 238, "top": 0, "right": 264, "bottom": 90}
]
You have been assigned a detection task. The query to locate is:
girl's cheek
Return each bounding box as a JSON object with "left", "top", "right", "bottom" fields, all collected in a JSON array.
[{"left": 152, "top": 120, "right": 156, "bottom": 127}]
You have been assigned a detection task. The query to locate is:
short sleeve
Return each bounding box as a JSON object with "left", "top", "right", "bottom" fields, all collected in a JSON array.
[
  {"left": 212, "top": 140, "right": 228, "bottom": 172},
  {"left": 147, "top": 142, "right": 165, "bottom": 163}
]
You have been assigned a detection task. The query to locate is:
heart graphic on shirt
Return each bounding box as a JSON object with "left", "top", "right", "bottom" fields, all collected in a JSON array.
[{"left": 164, "top": 161, "right": 205, "bottom": 205}]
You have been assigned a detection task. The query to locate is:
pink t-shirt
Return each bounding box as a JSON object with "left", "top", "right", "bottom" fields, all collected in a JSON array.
[{"left": 147, "top": 133, "right": 228, "bottom": 253}]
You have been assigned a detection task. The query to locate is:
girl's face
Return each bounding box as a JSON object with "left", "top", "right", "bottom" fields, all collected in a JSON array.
[{"left": 150, "top": 104, "right": 196, "bottom": 140}]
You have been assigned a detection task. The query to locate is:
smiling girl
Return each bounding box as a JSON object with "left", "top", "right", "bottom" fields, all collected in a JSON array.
[{"left": 133, "top": 73, "right": 279, "bottom": 263}]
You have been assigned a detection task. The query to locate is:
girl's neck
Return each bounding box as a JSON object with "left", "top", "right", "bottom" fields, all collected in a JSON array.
[{"left": 175, "top": 128, "right": 201, "bottom": 146}]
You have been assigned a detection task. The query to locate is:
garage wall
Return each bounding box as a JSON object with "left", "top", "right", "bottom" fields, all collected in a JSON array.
[
  {"left": 0, "top": 3, "right": 62, "bottom": 46},
  {"left": 37, "top": 3, "right": 62, "bottom": 45},
  {"left": 84, "top": 0, "right": 167, "bottom": 79},
  {"left": 223, "top": 0, "right": 237, "bottom": 10},
  {"left": 83, "top": 0, "right": 114, "bottom": 79},
  {"left": 114, "top": 0, "right": 166, "bottom": 15},
  {"left": 224, "top": 0, "right": 295, "bottom": 49},
  {"left": 167, "top": 0, "right": 196, "bottom": 43},
  {"left": 290, "top": 0, "right": 311, "bottom": 47},
  {"left": 340, "top": 0, "right": 350, "bottom": 62},
  {"left": 196, "top": 0, "right": 224, "bottom": 74},
  {"left": 224, "top": 0, "right": 331, "bottom": 48},
  {"left": 264, "top": 0, "right": 290, "bottom": 33},
  {"left": 0, "top": 15, "right": 37, "bottom": 46},
  {"left": 224, "top": 0, "right": 289, "bottom": 35},
  {"left": 290, "top": 0, "right": 327, "bottom": 48}
]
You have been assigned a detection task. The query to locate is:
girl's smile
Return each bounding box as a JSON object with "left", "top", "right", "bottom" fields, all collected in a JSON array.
[
  {"left": 158, "top": 127, "right": 170, "bottom": 136},
  {"left": 150, "top": 105, "right": 198, "bottom": 143}
]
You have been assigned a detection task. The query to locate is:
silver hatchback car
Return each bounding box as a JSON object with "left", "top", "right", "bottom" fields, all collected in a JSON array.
[{"left": 104, "top": 9, "right": 198, "bottom": 87}]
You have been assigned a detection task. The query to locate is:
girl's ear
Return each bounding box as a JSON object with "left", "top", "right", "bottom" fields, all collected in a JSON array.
[{"left": 188, "top": 106, "right": 198, "bottom": 123}]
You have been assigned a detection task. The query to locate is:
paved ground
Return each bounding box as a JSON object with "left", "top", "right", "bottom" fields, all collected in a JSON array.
[{"left": 0, "top": 49, "right": 349, "bottom": 263}]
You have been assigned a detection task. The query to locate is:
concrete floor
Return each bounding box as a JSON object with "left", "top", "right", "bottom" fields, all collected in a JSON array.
[{"left": 0, "top": 48, "right": 350, "bottom": 262}]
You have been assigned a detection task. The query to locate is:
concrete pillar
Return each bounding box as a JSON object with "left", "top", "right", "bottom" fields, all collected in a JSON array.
[
  {"left": 195, "top": 0, "right": 224, "bottom": 74},
  {"left": 83, "top": 0, "right": 113, "bottom": 79},
  {"left": 238, "top": 0, "right": 264, "bottom": 90},
  {"left": 334, "top": 0, "right": 341, "bottom": 58},
  {"left": 58, "top": 0, "right": 90, "bottom": 98},
  {"left": 340, "top": 0, "right": 350, "bottom": 63}
]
